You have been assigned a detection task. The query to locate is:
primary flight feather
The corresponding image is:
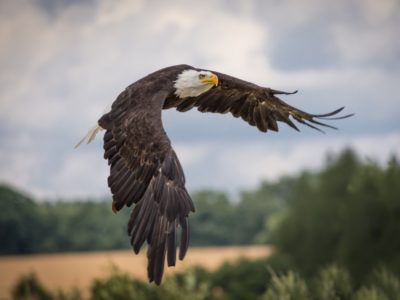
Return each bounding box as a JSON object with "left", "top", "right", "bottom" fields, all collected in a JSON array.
[{"left": 76, "top": 64, "right": 353, "bottom": 284}]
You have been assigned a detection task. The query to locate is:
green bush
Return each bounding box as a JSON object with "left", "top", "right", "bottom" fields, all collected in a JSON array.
[
  {"left": 154, "top": 268, "right": 210, "bottom": 300},
  {"left": 313, "top": 265, "right": 353, "bottom": 300},
  {"left": 355, "top": 267, "right": 400, "bottom": 300},
  {"left": 12, "top": 273, "right": 53, "bottom": 300},
  {"left": 352, "top": 287, "right": 388, "bottom": 300},
  {"left": 90, "top": 268, "right": 154, "bottom": 300},
  {"left": 263, "top": 271, "right": 309, "bottom": 300},
  {"left": 12, "top": 264, "right": 400, "bottom": 300},
  {"left": 55, "top": 288, "right": 82, "bottom": 300},
  {"left": 89, "top": 266, "right": 211, "bottom": 300},
  {"left": 262, "top": 265, "right": 400, "bottom": 300},
  {"left": 209, "top": 258, "right": 270, "bottom": 300}
]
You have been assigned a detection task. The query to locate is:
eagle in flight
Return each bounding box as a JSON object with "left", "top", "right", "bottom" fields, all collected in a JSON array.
[{"left": 76, "top": 64, "right": 352, "bottom": 284}]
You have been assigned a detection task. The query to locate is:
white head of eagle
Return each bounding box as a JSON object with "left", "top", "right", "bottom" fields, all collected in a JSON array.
[{"left": 174, "top": 69, "right": 219, "bottom": 98}]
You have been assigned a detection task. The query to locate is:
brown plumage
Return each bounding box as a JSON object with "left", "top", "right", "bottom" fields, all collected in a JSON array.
[{"left": 94, "top": 64, "right": 352, "bottom": 284}]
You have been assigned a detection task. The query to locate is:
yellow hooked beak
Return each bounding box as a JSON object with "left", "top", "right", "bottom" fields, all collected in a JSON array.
[{"left": 201, "top": 74, "right": 219, "bottom": 86}]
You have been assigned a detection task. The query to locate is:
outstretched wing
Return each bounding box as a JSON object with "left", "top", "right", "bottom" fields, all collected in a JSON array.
[
  {"left": 164, "top": 71, "right": 353, "bottom": 133},
  {"left": 100, "top": 90, "right": 194, "bottom": 285}
]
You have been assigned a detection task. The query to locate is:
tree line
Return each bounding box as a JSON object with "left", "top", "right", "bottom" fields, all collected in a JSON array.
[
  {"left": 0, "top": 180, "right": 280, "bottom": 254},
  {"left": 2, "top": 148, "right": 400, "bottom": 296}
]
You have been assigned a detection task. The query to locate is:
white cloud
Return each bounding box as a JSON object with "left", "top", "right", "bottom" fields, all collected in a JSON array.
[
  {"left": 0, "top": 0, "right": 399, "bottom": 198},
  {"left": 95, "top": 0, "right": 145, "bottom": 26},
  {"left": 174, "top": 143, "right": 210, "bottom": 167},
  {"left": 177, "top": 133, "right": 400, "bottom": 194},
  {"left": 0, "top": 0, "right": 270, "bottom": 131},
  {"left": 49, "top": 147, "right": 109, "bottom": 198},
  {"left": 332, "top": 23, "right": 399, "bottom": 67}
]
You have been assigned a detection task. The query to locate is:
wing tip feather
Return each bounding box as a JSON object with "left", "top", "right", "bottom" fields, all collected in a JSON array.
[{"left": 291, "top": 106, "right": 354, "bottom": 133}]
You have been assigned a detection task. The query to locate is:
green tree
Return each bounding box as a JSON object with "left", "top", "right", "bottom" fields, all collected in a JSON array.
[
  {"left": 263, "top": 271, "right": 309, "bottom": 300},
  {"left": 190, "top": 190, "right": 236, "bottom": 245},
  {"left": 0, "top": 185, "right": 44, "bottom": 254},
  {"left": 271, "top": 150, "right": 400, "bottom": 283},
  {"left": 233, "top": 181, "right": 286, "bottom": 244}
]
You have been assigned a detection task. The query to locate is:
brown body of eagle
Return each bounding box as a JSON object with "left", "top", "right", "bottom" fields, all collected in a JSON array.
[{"left": 94, "top": 64, "right": 352, "bottom": 284}]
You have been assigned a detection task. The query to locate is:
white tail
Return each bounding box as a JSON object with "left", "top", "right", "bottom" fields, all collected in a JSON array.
[{"left": 74, "top": 124, "right": 104, "bottom": 148}]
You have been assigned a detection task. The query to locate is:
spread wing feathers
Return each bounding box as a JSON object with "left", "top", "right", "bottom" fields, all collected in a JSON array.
[
  {"left": 164, "top": 72, "right": 353, "bottom": 133},
  {"left": 127, "top": 150, "right": 194, "bottom": 285},
  {"left": 102, "top": 109, "right": 194, "bottom": 285}
]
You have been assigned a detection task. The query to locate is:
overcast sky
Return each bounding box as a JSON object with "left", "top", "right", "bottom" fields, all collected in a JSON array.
[{"left": 0, "top": 0, "right": 399, "bottom": 199}]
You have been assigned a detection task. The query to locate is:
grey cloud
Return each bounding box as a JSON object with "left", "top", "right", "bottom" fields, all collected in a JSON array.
[
  {"left": 268, "top": 24, "right": 339, "bottom": 71},
  {"left": 0, "top": 0, "right": 399, "bottom": 198},
  {"left": 176, "top": 133, "right": 400, "bottom": 195},
  {"left": 253, "top": 0, "right": 400, "bottom": 72},
  {"left": 33, "top": 0, "right": 96, "bottom": 17}
]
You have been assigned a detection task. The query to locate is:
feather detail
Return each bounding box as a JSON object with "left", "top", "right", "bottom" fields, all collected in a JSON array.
[{"left": 74, "top": 124, "right": 104, "bottom": 148}]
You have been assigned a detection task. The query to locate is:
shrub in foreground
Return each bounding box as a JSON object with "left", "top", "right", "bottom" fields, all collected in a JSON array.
[
  {"left": 11, "top": 263, "right": 400, "bottom": 300},
  {"left": 12, "top": 273, "right": 53, "bottom": 300},
  {"left": 263, "top": 271, "right": 309, "bottom": 300}
]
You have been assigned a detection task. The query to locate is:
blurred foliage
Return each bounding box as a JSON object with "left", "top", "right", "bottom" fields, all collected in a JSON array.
[
  {"left": 0, "top": 187, "right": 131, "bottom": 254},
  {"left": 12, "top": 273, "right": 53, "bottom": 300},
  {"left": 271, "top": 149, "right": 400, "bottom": 283},
  {"left": 263, "top": 271, "right": 309, "bottom": 300},
  {"left": 4, "top": 148, "right": 400, "bottom": 299},
  {"left": 0, "top": 180, "right": 281, "bottom": 254},
  {"left": 365, "top": 267, "right": 400, "bottom": 300},
  {"left": 0, "top": 187, "right": 43, "bottom": 254},
  {"left": 312, "top": 264, "right": 353, "bottom": 300},
  {"left": 208, "top": 258, "right": 270, "bottom": 300},
  {"left": 55, "top": 288, "right": 82, "bottom": 300},
  {"left": 90, "top": 268, "right": 155, "bottom": 300},
  {"left": 11, "top": 264, "right": 400, "bottom": 300}
]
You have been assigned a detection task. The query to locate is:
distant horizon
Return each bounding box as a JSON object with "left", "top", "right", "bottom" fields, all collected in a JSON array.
[{"left": 1, "top": 145, "right": 398, "bottom": 201}]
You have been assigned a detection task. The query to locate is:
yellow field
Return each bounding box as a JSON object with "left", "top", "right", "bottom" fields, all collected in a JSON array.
[{"left": 0, "top": 245, "right": 272, "bottom": 299}]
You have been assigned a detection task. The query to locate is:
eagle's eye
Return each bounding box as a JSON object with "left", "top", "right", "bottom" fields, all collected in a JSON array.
[{"left": 198, "top": 74, "right": 206, "bottom": 79}]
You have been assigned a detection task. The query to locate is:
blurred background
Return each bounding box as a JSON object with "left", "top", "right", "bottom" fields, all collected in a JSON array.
[{"left": 0, "top": 0, "right": 399, "bottom": 299}]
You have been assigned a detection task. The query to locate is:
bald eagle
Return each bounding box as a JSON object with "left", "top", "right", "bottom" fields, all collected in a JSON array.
[{"left": 76, "top": 64, "right": 352, "bottom": 284}]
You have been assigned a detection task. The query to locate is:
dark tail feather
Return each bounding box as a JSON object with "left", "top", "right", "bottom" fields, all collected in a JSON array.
[
  {"left": 140, "top": 150, "right": 194, "bottom": 285},
  {"left": 179, "top": 216, "right": 189, "bottom": 260}
]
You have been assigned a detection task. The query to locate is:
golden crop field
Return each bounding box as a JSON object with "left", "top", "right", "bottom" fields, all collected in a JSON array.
[{"left": 0, "top": 245, "right": 272, "bottom": 299}]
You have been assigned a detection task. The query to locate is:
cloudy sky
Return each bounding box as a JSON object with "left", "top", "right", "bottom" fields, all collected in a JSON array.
[{"left": 0, "top": 0, "right": 399, "bottom": 199}]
